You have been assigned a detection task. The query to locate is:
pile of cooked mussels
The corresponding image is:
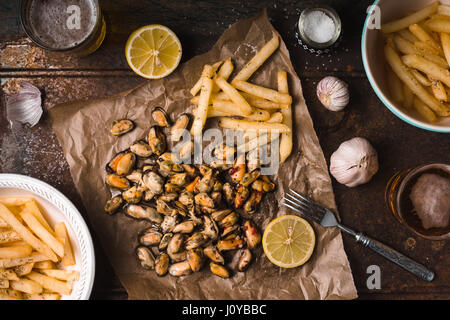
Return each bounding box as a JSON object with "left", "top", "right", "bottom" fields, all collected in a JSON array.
[{"left": 104, "top": 107, "right": 276, "bottom": 278}]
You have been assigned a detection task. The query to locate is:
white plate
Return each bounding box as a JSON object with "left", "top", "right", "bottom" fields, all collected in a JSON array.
[{"left": 0, "top": 174, "right": 95, "bottom": 300}]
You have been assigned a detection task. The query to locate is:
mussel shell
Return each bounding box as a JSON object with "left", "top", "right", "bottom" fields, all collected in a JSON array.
[
  {"left": 110, "top": 119, "right": 135, "bottom": 136},
  {"left": 104, "top": 196, "right": 123, "bottom": 215},
  {"left": 122, "top": 186, "right": 143, "bottom": 204},
  {"left": 152, "top": 107, "right": 170, "bottom": 127},
  {"left": 116, "top": 152, "right": 136, "bottom": 176},
  {"left": 130, "top": 140, "right": 153, "bottom": 158},
  {"left": 147, "top": 126, "right": 167, "bottom": 156}
]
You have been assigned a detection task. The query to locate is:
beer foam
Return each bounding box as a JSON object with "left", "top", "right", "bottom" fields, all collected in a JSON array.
[{"left": 28, "top": 0, "right": 98, "bottom": 50}]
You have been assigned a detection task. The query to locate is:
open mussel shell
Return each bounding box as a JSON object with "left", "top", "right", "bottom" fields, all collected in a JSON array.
[
  {"left": 110, "top": 119, "right": 135, "bottom": 136},
  {"left": 152, "top": 107, "right": 170, "bottom": 127}
]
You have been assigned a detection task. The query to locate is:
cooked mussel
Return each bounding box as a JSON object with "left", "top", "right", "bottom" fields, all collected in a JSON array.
[
  {"left": 126, "top": 169, "right": 143, "bottom": 184},
  {"left": 142, "top": 171, "right": 164, "bottom": 195},
  {"left": 139, "top": 228, "right": 163, "bottom": 246},
  {"left": 210, "top": 262, "right": 230, "bottom": 278},
  {"left": 211, "top": 209, "right": 232, "bottom": 222},
  {"left": 218, "top": 211, "right": 239, "bottom": 228},
  {"left": 167, "top": 233, "right": 184, "bottom": 254},
  {"left": 125, "top": 204, "right": 163, "bottom": 224},
  {"left": 216, "top": 238, "right": 244, "bottom": 251},
  {"left": 170, "top": 113, "right": 190, "bottom": 141},
  {"left": 222, "top": 183, "right": 235, "bottom": 205},
  {"left": 104, "top": 196, "right": 123, "bottom": 214},
  {"left": 110, "top": 119, "right": 134, "bottom": 136},
  {"left": 243, "top": 220, "right": 261, "bottom": 249},
  {"left": 194, "top": 192, "right": 215, "bottom": 208},
  {"left": 202, "top": 215, "right": 218, "bottom": 240},
  {"left": 122, "top": 186, "right": 143, "bottom": 204},
  {"left": 106, "top": 174, "right": 130, "bottom": 190},
  {"left": 156, "top": 199, "right": 178, "bottom": 216},
  {"left": 147, "top": 126, "right": 166, "bottom": 156},
  {"left": 203, "top": 245, "right": 225, "bottom": 264},
  {"left": 237, "top": 248, "right": 252, "bottom": 272},
  {"left": 243, "top": 191, "right": 262, "bottom": 214},
  {"left": 159, "top": 232, "right": 173, "bottom": 250},
  {"left": 187, "top": 248, "right": 204, "bottom": 272},
  {"left": 185, "top": 232, "right": 208, "bottom": 250},
  {"left": 240, "top": 169, "right": 261, "bottom": 187},
  {"left": 160, "top": 215, "right": 180, "bottom": 233},
  {"left": 169, "top": 261, "right": 192, "bottom": 277},
  {"left": 234, "top": 184, "right": 250, "bottom": 209},
  {"left": 136, "top": 246, "right": 155, "bottom": 270},
  {"left": 167, "top": 173, "right": 189, "bottom": 187},
  {"left": 155, "top": 252, "right": 170, "bottom": 276},
  {"left": 130, "top": 140, "right": 153, "bottom": 158},
  {"left": 178, "top": 191, "right": 194, "bottom": 207},
  {"left": 152, "top": 107, "right": 170, "bottom": 127},
  {"left": 172, "top": 220, "right": 195, "bottom": 234}
]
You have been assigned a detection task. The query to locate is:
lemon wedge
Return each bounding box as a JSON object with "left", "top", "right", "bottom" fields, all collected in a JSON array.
[
  {"left": 262, "top": 215, "right": 315, "bottom": 268},
  {"left": 125, "top": 24, "right": 182, "bottom": 79}
]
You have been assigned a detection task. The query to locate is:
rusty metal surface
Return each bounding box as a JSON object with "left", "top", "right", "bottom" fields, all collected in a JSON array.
[{"left": 0, "top": 0, "right": 448, "bottom": 300}]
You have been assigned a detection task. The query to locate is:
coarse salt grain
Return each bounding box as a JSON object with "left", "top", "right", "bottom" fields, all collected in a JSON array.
[{"left": 302, "top": 10, "right": 335, "bottom": 43}]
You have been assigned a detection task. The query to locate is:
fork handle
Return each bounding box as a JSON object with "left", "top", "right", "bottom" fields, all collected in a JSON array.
[{"left": 355, "top": 233, "right": 435, "bottom": 282}]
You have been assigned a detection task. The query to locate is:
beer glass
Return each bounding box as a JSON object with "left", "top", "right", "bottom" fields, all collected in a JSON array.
[
  {"left": 19, "top": 0, "right": 106, "bottom": 56},
  {"left": 385, "top": 163, "right": 450, "bottom": 240}
]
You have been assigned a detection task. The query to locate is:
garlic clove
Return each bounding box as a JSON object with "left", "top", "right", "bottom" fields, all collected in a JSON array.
[
  {"left": 6, "top": 82, "right": 43, "bottom": 127},
  {"left": 316, "top": 76, "right": 349, "bottom": 111},
  {"left": 329, "top": 137, "right": 378, "bottom": 187}
]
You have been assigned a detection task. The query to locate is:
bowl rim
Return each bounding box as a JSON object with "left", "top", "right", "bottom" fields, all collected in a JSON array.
[
  {"left": 0, "top": 173, "right": 95, "bottom": 300},
  {"left": 361, "top": 0, "right": 450, "bottom": 133}
]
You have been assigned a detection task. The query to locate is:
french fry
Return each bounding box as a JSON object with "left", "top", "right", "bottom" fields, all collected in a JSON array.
[
  {"left": 414, "top": 40, "right": 441, "bottom": 56},
  {"left": 402, "top": 54, "right": 450, "bottom": 87},
  {"left": 193, "top": 91, "right": 286, "bottom": 110},
  {"left": 0, "top": 203, "right": 58, "bottom": 262},
  {"left": 23, "top": 292, "right": 61, "bottom": 300},
  {"left": 213, "top": 99, "right": 270, "bottom": 120},
  {"left": 386, "top": 66, "right": 405, "bottom": 103},
  {"left": 190, "top": 61, "right": 222, "bottom": 96},
  {"left": 0, "top": 244, "right": 32, "bottom": 259},
  {"left": 231, "top": 36, "right": 279, "bottom": 83},
  {"left": 381, "top": 2, "right": 438, "bottom": 33},
  {"left": 0, "top": 197, "right": 33, "bottom": 206},
  {"left": 403, "top": 83, "right": 414, "bottom": 109},
  {"left": 10, "top": 278, "right": 43, "bottom": 294},
  {"left": 397, "top": 29, "right": 419, "bottom": 43},
  {"left": 0, "top": 218, "right": 7, "bottom": 228},
  {"left": 232, "top": 80, "right": 292, "bottom": 104},
  {"left": 26, "top": 271, "right": 72, "bottom": 296},
  {"left": 20, "top": 209, "right": 64, "bottom": 258},
  {"left": 430, "top": 79, "right": 447, "bottom": 101},
  {"left": 215, "top": 76, "right": 252, "bottom": 115},
  {"left": 277, "top": 71, "right": 293, "bottom": 163},
  {"left": 33, "top": 260, "right": 55, "bottom": 270},
  {"left": 426, "top": 17, "right": 450, "bottom": 33},
  {"left": 212, "top": 59, "right": 234, "bottom": 93},
  {"left": 191, "top": 65, "right": 215, "bottom": 136},
  {"left": 54, "top": 222, "right": 75, "bottom": 267},
  {"left": 440, "top": 33, "right": 450, "bottom": 67},
  {"left": 40, "top": 269, "right": 80, "bottom": 282},
  {"left": 267, "top": 112, "right": 283, "bottom": 123},
  {"left": 0, "top": 288, "right": 23, "bottom": 300},
  {"left": 411, "top": 69, "right": 432, "bottom": 86},
  {"left": 394, "top": 34, "right": 448, "bottom": 67},
  {"left": 0, "top": 252, "right": 48, "bottom": 269},
  {"left": 438, "top": 4, "right": 450, "bottom": 16},
  {"left": 413, "top": 97, "right": 438, "bottom": 122},
  {"left": 14, "top": 262, "right": 34, "bottom": 276},
  {"left": 0, "top": 268, "right": 19, "bottom": 280},
  {"left": 0, "top": 229, "right": 21, "bottom": 244},
  {"left": 384, "top": 45, "right": 449, "bottom": 116},
  {"left": 218, "top": 117, "right": 291, "bottom": 133},
  {"left": 409, "top": 23, "right": 443, "bottom": 54},
  {"left": 23, "top": 200, "right": 54, "bottom": 235},
  {"left": 0, "top": 279, "right": 8, "bottom": 289}
]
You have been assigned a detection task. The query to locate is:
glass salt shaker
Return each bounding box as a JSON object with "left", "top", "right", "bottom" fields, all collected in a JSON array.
[{"left": 295, "top": 6, "right": 342, "bottom": 55}]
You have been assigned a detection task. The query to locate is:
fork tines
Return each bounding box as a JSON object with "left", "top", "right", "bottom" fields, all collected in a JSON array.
[{"left": 281, "top": 189, "right": 325, "bottom": 223}]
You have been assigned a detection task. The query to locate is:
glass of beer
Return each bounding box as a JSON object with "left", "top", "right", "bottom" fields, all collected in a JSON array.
[
  {"left": 19, "top": 0, "right": 106, "bottom": 56},
  {"left": 385, "top": 163, "right": 450, "bottom": 240}
]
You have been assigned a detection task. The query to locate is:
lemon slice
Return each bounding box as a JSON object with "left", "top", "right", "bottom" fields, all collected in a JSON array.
[
  {"left": 262, "top": 215, "right": 315, "bottom": 268},
  {"left": 125, "top": 24, "right": 182, "bottom": 79}
]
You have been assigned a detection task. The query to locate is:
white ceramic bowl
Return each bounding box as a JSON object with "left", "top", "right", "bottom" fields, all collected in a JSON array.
[
  {"left": 362, "top": 0, "right": 450, "bottom": 133},
  {"left": 0, "top": 174, "right": 95, "bottom": 300}
]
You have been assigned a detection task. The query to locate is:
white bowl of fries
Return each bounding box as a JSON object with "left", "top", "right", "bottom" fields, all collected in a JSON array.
[
  {"left": 0, "top": 174, "right": 95, "bottom": 300},
  {"left": 362, "top": 0, "right": 450, "bottom": 132}
]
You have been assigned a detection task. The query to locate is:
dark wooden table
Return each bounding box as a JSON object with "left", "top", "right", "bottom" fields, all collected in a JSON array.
[{"left": 0, "top": 0, "right": 448, "bottom": 300}]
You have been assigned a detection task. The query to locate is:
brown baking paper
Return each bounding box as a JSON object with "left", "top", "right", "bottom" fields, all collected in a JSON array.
[{"left": 49, "top": 10, "right": 357, "bottom": 300}]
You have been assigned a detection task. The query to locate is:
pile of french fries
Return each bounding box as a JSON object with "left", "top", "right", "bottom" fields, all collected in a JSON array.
[
  {"left": 190, "top": 35, "right": 293, "bottom": 163},
  {"left": 0, "top": 197, "right": 78, "bottom": 300},
  {"left": 382, "top": 1, "right": 450, "bottom": 122}
]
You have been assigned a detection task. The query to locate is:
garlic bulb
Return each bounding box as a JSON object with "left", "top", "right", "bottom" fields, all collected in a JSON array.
[
  {"left": 329, "top": 137, "right": 378, "bottom": 187},
  {"left": 316, "top": 76, "right": 349, "bottom": 111},
  {"left": 6, "top": 82, "right": 43, "bottom": 127}
]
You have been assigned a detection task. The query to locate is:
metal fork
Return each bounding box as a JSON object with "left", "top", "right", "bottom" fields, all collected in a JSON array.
[{"left": 282, "top": 188, "right": 434, "bottom": 282}]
